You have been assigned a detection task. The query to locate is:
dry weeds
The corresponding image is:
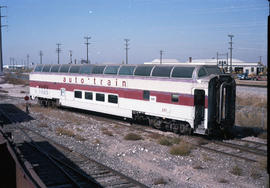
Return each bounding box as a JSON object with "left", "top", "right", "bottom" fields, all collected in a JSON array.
[
  {"left": 153, "top": 177, "right": 167, "bottom": 185},
  {"left": 124, "top": 133, "right": 142, "bottom": 141},
  {"left": 236, "top": 110, "right": 267, "bottom": 129},
  {"left": 55, "top": 127, "right": 75, "bottom": 137},
  {"left": 230, "top": 165, "right": 243, "bottom": 176},
  {"left": 75, "top": 134, "right": 87, "bottom": 141},
  {"left": 101, "top": 127, "right": 113, "bottom": 136},
  {"left": 236, "top": 96, "right": 267, "bottom": 108},
  {"left": 38, "top": 122, "right": 49, "bottom": 128},
  {"left": 217, "top": 178, "right": 229, "bottom": 183},
  {"left": 202, "top": 153, "right": 213, "bottom": 161},
  {"left": 169, "top": 141, "right": 193, "bottom": 156},
  {"left": 147, "top": 132, "right": 162, "bottom": 140}
]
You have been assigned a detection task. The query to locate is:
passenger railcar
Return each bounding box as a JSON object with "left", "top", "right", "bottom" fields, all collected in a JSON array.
[{"left": 29, "top": 63, "right": 236, "bottom": 135}]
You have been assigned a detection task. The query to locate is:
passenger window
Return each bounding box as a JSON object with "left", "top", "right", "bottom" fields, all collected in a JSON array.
[
  {"left": 79, "top": 65, "right": 94, "bottom": 74},
  {"left": 143, "top": 90, "right": 150, "bottom": 100},
  {"left": 50, "top": 65, "right": 60, "bottom": 72},
  {"left": 34, "top": 65, "right": 44, "bottom": 72},
  {"left": 108, "top": 95, "right": 118, "bottom": 104},
  {"left": 96, "top": 93, "right": 105, "bottom": 102},
  {"left": 104, "top": 66, "right": 120, "bottom": 75},
  {"left": 59, "top": 65, "right": 71, "bottom": 73},
  {"left": 69, "top": 65, "right": 81, "bottom": 73},
  {"left": 92, "top": 66, "right": 106, "bottom": 74},
  {"left": 171, "top": 67, "right": 194, "bottom": 78},
  {"left": 74, "top": 91, "right": 82, "bottom": 98},
  {"left": 198, "top": 68, "right": 207, "bottom": 77},
  {"left": 171, "top": 94, "right": 179, "bottom": 103},
  {"left": 118, "top": 66, "right": 136, "bottom": 75},
  {"left": 42, "top": 65, "right": 51, "bottom": 72},
  {"left": 152, "top": 66, "right": 173, "bottom": 77},
  {"left": 85, "top": 92, "right": 93, "bottom": 100},
  {"left": 134, "top": 66, "right": 154, "bottom": 76}
]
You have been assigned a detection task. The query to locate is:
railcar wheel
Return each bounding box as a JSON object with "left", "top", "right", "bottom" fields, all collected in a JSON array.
[{"left": 172, "top": 123, "right": 179, "bottom": 134}]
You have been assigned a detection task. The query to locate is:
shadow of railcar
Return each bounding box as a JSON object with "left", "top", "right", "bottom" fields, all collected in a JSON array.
[
  {"left": 0, "top": 103, "right": 34, "bottom": 125},
  {"left": 0, "top": 138, "right": 102, "bottom": 188},
  {"left": 231, "top": 125, "right": 265, "bottom": 139}
]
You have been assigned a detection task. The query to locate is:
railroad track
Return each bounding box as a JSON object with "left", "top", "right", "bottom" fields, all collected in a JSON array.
[{"left": 0, "top": 104, "right": 149, "bottom": 188}]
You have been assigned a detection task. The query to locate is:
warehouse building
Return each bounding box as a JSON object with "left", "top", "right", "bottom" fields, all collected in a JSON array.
[{"left": 145, "top": 58, "right": 265, "bottom": 75}]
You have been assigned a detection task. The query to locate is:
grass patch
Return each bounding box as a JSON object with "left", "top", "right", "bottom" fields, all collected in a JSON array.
[
  {"left": 158, "top": 137, "right": 173, "bottom": 146},
  {"left": 193, "top": 164, "right": 203, "bottom": 169},
  {"left": 236, "top": 110, "right": 266, "bottom": 128},
  {"left": 158, "top": 136, "right": 181, "bottom": 146},
  {"left": 124, "top": 133, "right": 142, "bottom": 141},
  {"left": 38, "top": 122, "right": 48, "bottom": 128},
  {"left": 258, "top": 157, "right": 267, "bottom": 171},
  {"left": 55, "top": 127, "right": 75, "bottom": 137},
  {"left": 153, "top": 177, "right": 167, "bottom": 185},
  {"left": 202, "top": 153, "right": 213, "bottom": 161},
  {"left": 75, "top": 134, "right": 87, "bottom": 141},
  {"left": 230, "top": 165, "right": 242, "bottom": 176},
  {"left": 101, "top": 127, "right": 113, "bottom": 136},
  {"left": 236, "top": 96, "right": 267, "bottom": 108},
  {"left": 93, "top": 138, "right": 101, "bottom": 145},
  {"left": 4, "top": 74, "right": 29, "bottom": 85},
  {"left": 218, "top": 178, "right": 229, "bottom": 183},
  {"left": 250, "top": 169, "right": 262, "bottom": 179},
  {"left": 76, "top": 128, "right": 83, "bottom": 132},
  {"left": 148, "top": 132, "right": 162, "bottom": 140},
  {"left": 195, "top": 138, "right": 209, "bottom": 145},
  {"left": 169, "top": 141, "right": 193, "bottom": 156}
]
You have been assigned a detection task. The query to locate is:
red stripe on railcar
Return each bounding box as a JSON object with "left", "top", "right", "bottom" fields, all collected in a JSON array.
[{"left": 30, "top": 81, "right": 208, "bottom": 108}]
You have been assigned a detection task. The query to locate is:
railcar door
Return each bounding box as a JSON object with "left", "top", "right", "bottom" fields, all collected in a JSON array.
[{"left": 194, "top": 89, "right": 205, "bottom": 133}]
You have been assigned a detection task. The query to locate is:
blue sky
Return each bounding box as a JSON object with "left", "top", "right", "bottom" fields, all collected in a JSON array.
[{"left": 0, "top": 0, "right": 268, "bottom": 65}]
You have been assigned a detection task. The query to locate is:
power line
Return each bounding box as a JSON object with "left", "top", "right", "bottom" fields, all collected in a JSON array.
[
  {"left": 84, "top": 36, "right": 91, "bottom": 64},
  {"left": 124, "top": 39, "right": 130, "bottom": 64},
  {"left": 228, "top": 34, "right": 234, "bottom": 73},
  {"left": 56, "top": 43, "right": 61, "bottom": 64},
  {"left": 0, "top": 5, "right": 7, "bottom": 74},
  {"left": 39, "top": 50, "right": 43, "bottom": 64}
]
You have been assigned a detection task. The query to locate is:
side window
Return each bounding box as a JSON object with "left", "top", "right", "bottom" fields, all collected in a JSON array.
[
  {"left": 108, "top": 95, "right": 118, "bottom": 104},
  {"left": 198, "top": 68, "right": 207, "bottom": 77},
  {"left": 143, "top": 90, "right": 150, "bottom": 100},
  {"left": 171, "top": 94, "right": 179, "bottom": 103},
  {"left": 96, "top": 93, "right": 105, "bottom": 102},
  {"left": 85, "top": 92, "right": 93, "bottom": 100},
  {"left": 74, "top": 91, "right": 82, "bottom": 98},
  {"left": 51, "top": 65, "right": 60, "bottom": 72}
]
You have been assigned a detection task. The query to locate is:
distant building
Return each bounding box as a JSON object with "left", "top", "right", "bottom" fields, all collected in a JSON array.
[{"left": 144, "top": 57, "right": 265, "bottom": 75}]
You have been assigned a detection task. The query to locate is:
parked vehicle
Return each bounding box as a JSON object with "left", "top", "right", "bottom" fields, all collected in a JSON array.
[{"left": 237, "top": 73, "right": 250, "bottom": 80}]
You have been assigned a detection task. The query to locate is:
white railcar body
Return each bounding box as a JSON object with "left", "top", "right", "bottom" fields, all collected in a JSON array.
[{"left": 29, "top": 64, "right": 236, "bottom": 135}]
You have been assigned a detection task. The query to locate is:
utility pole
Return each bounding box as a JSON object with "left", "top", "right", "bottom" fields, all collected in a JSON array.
[
  {"left": 228, "top": 34, "right": 234, "bottom": 73},
  {"left": 0, "top": 5, "right": 7, "bottom": 74},
  {"left": 216, "top": 52, "right": 219, "bottom": 66},
  {"left": 160, "top": 50, "right": 163, "bottom": 64},
  {"left": 26, "top": 54, "right": 29, "bottom": 69},
  {"left": 84, "top": 36, "right": 91, "bottom": 64},
  {"left": 56, "top": 43, "right": 61, "bottom": 64},
  {"left": 124, "top": 39, "right": 129, "bottom": 64},
  {"left": 226, "top": 52, "right": 229, "bottom": 73},
  {"left": 39, "top": 50, "right": 43, "bottom": 64},
  {"left": 69, "top": 50, "right": 72, "bottom": 64}
]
